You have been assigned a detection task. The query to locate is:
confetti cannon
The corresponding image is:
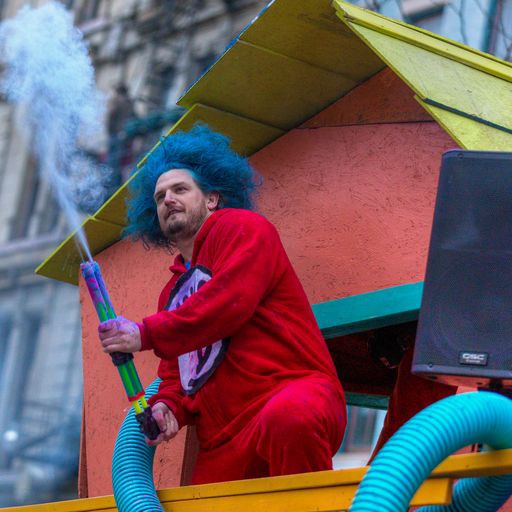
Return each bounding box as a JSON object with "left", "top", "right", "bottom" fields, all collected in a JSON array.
[{"left": 81, "top": 260, "right": 160, "bottom": 440}]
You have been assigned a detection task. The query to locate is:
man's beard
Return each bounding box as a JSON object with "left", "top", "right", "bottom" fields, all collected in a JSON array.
[{"left": 165, "top": 203, "right": 208, "bottom": 244}]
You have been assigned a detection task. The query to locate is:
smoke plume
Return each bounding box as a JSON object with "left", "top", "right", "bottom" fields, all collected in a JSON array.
[{"left": 0, "top": 1, "right": 112, "bottom": 260}]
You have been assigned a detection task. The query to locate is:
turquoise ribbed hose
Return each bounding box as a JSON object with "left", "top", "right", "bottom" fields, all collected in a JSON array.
[
  {"left": 418, "top": 473, "right": 512, "bottom": 511},
  {"left": 112, "top": 378, "right": 163, "bottom": 512},
  {"left": 350, "top": 391, "right": 512, "bottom": 512}
]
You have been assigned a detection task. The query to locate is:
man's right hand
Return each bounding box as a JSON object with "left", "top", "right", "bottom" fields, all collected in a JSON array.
[{"left": 146, "top": 402, "right": 179, "bottom": 446}]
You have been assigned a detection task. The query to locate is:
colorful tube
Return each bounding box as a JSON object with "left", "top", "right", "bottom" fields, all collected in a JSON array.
[
  {"left": 349, "top": 391, "right": 512, "bottom": 511},
  {"left": 117, "top": 364, "right": 135, "bottom": 398},
  {"left": 92, "top": 261, "right": 116, "bottom": 319},
  {"left": 81, "top": 260, "right": 160, "bottom": 441},
  {"left": 81, "top": 263, "right": 109, "bottom": 322},
  {"left": 112, "top": 378, "right": 164, "bottom": 512}
]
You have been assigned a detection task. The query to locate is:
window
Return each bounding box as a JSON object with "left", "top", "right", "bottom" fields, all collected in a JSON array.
[
  {"left": 9, "top": 159, "right": 39, "bottom": 241},
  {"left": 341, "top": 406, "right": 384, "bottom": 453},
  {"left": 0, "top": 313, "right": 13, "bottom": 379},
  {"left": 76, "top": 0, "right": 101, "bottom": 24},
  {"left": 9, "top": 159, "right": 62, "bottom": 240},
  {"left": 408, "top": 5, "right": 446, "bottom": 34}
]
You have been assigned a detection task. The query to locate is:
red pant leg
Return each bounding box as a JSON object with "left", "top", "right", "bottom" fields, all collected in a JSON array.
[
  {"left": 370, "top": 348, "right": 457, "bottom": 460},
  {"left": 255, "top": 376, "right": 346, "bottom": 477},
  {"left": 191, "top": 376, "right": 346, "bottom": 483}
]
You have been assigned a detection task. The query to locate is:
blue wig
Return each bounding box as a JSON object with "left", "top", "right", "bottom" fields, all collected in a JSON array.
[{"left": 124, "top": 124, "right": 261, "bottom": 248}]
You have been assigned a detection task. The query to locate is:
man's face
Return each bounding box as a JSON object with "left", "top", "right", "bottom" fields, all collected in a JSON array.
[{"left": 154, "top": 169, "right": 218, "bottom": 243}]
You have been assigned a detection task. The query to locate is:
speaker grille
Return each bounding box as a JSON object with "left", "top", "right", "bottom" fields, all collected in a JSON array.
[{"left": 413, "top": 150, "right": 512, "bottom": 387}]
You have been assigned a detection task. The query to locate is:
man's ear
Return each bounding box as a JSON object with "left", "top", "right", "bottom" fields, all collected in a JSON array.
[{"left": 207, "top": 191, "right": 220, "bottom": 211}]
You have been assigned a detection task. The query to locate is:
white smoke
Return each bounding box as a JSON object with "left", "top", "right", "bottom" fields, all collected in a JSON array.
[{"left": 0, "top": 1, "right": 112, "bottom": 260}]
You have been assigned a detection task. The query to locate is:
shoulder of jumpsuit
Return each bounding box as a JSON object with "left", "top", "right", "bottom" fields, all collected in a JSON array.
[{"left": 190, "top": 208, "right": 276, "bottom": 262}]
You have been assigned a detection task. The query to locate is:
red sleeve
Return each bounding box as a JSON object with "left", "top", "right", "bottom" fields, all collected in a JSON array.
[
  {"left": 141, "top": 213, "right": 282, "bottom": 360},
  {"left": 146, "top": 273, "right": 191, "bottom": 427},
  {"left": 147, "top": 358, "right": 192, "bottom": 428}
]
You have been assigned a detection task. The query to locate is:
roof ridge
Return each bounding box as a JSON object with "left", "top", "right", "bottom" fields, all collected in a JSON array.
[{"left": 334, "top": 0, "right": 512, "bottom": 82}]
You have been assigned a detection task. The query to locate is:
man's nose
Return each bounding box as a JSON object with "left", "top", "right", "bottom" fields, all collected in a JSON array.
[{"left": 164, "top": 191, "right": 176, "bottom": 205}]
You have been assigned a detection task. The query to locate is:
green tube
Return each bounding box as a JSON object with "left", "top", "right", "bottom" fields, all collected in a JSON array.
[
  {"left": 117, "top": 364, "right": 135, "bottom": 398},
  {"left": 126, "top": 360, "right": 144, "bottom": 393},
  {"left": 95, "top": 302, "right": 108, "bottom": 322}
]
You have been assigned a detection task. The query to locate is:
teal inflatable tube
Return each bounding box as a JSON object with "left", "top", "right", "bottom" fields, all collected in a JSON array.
[
  {"left": 112, "top": 378, "right": 163, "bottom": 512},
  {"left": 350, "top": 391, "right": 512, "bottom": 512}
]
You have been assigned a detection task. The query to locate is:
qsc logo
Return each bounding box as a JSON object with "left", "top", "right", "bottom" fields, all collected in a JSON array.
[{"left": 459, "top": 352, "right": 489, "bottom": 366}]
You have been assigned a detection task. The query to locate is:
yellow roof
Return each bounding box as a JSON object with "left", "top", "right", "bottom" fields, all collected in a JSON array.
[{"left": 36, "top": 0, "right": 512, "bottom": 284}]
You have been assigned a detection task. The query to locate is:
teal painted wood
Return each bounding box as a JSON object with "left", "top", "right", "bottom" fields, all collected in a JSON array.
[
  {"left": 313, "top": 282, "right": 424, "bottom": 340},
  {"left": 346, "top": 392, "right": 389, "bottom": 410}
]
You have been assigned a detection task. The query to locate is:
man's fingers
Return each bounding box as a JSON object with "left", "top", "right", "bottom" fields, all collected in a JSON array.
[
  {"left": 168, "top": 415, "right": 179, "bottom": 436},
  {"left": 98, "top": 319, "right": 118, "bottom": 332}
]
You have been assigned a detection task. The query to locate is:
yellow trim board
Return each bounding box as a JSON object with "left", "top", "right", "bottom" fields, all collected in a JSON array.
[
  {"left": 35, "top": 218, "right": 124, "bottom": 285},
  {"left": 334, "top": 0, "right": 512, "bottom": 82},
  {"left": 337, "top": 16, "right": 512, "bottom": 134},
  {"left": 4, "top": 449, "right": 512, "bottom": 512},
  {"left": 416, "top": 97, "right": 512, "bottom": 151},
  {"left": 167, "top": 103, "right": 285, "bottom": 155}
]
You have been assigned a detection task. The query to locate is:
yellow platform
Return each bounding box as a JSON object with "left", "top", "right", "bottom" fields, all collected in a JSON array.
[{"left": 3, "top": 449, "right": 511, "bottom": 511}]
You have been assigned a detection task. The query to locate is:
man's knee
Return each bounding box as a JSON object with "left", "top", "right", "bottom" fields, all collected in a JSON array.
[{"left": 257, "top": 379, "right": 344, "bottom": 447}]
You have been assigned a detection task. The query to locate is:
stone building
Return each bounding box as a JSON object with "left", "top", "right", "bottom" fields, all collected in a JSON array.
[{"left": 0, "top": 0, "right": 267, "bottom": 506}]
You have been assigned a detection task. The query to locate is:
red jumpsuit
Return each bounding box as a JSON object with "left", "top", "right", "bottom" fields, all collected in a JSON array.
[{"left": 138, "top": 208, "right": 346, "bottom": 484}]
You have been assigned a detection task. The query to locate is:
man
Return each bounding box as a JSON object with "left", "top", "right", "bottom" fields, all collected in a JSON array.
[{"left": 98, "top": 125, "right": 347, "bottom": 484}]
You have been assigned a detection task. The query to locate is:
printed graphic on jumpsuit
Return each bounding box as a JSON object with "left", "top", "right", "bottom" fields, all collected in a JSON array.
[{"left": 165, "top": 265, "right": 229, "bottom": 395}]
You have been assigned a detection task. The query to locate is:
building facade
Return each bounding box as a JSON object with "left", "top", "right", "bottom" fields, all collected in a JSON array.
[{"left": 0, "top": 0, "right": 267, "bottom": 506}]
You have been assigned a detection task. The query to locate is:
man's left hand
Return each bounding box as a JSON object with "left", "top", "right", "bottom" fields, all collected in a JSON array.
[{"left": 98, "top": 316, "right": 141, "bottom": 353}]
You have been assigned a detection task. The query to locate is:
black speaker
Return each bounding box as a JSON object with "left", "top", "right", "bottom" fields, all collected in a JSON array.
[{"left": 412, "top": 150, "right": 512, "bottom": 389}]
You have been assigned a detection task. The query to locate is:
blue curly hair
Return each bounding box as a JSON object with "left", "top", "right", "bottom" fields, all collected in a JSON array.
[{"left": 124, "top": 124, "right": 261, "bottom": 249}]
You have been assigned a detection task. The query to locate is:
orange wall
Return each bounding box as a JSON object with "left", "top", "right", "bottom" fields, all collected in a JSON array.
[{"left": 253, "top": 121, "right": 454, "bottom": 303}]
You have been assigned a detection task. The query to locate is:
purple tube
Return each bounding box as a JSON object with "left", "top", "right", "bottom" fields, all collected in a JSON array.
[
  {"left": 80, "top": 261, "right": 109, "bottom": 322},
  {"left": 92, "top": 261, "right": 116, "bottom": 319}
]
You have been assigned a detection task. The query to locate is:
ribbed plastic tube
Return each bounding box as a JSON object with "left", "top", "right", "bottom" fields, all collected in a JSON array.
[
  {"left": 349, "top": 391, "right": 512, "bottom": 512},
  {"left": 112, "top": 378, "right": 163, "bottom": 512}
]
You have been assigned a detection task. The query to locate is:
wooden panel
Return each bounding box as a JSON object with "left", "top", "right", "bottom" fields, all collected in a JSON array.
[
  {"left": 168, "top": 104, "right": 285, "bottom": 155},
  {"left": 416, "top": 97, "right": 512, "bottom": 151},
  {"left": 434, "top": 448, "right": 512, "bottom": 478},
  {"left": 313, "top": 282, "right": 423, "bottom": 339},
  {"left": 34, "top": 218, "right": 123, "bottom": 285},
  {"left": 159, "top": 479, "right": 450, "bottom": 511},
  {"left": 253, "top": 122, "right": 455, "bottom": 304},
  {"left": 240, "top": 0, "right": 383, "bottom": 76},
  {"left": 334, "top": 0, "right": 512, "bottom": 82},
  {"left": 341, "top": 22, "right": 512, "bottom": 133},
  {"left": 302, "top": 67, "right": 432, "bottom": 127},
  {"left": 178, "top": 41, "right": 359, "bottom": 130},
  {"left": 7, "top": 449, "right": 512, "bottom": 511}
]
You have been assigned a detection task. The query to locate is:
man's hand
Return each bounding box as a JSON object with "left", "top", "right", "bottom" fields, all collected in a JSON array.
[
  {"left": 146, "top": 402, "right": 179, "bottom": 446},
  {"left": 98, "top": 316, "right": 141, "bottom": 354}
]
